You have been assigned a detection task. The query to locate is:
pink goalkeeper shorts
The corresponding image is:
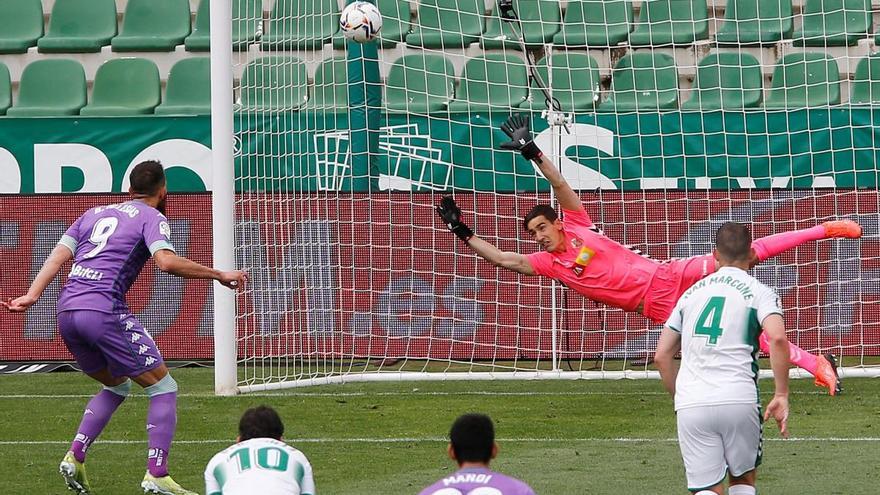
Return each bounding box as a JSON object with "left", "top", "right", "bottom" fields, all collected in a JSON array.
[{"left": 642, "top": 254, "right": 717, "bottom": 324}]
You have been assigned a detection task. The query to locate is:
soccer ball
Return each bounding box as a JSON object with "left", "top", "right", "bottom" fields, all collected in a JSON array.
[{"left": 339, "top": 1, "right": 383, "bottom": 43}]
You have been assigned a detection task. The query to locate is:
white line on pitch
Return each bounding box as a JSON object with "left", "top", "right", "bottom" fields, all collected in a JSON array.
[{"left": 3, "top": 437, "right": 880, "bottom": 446}]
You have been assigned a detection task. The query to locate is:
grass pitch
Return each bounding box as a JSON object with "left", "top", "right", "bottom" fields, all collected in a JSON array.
[{"left": 1, "top": 368, "right": 879, "bottom": 494}]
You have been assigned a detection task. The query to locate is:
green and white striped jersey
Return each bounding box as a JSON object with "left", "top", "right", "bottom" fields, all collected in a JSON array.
[
  {"left": 205, "top": 438, "right": 315, "bottom": 495},
  {"left": 665, "top": 266, "right": 782, "bottom": 411}
]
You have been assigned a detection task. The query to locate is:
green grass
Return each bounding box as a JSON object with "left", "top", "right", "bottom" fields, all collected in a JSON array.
[{"left": 2, "top": 368, "right": 880, "bottom": 494}]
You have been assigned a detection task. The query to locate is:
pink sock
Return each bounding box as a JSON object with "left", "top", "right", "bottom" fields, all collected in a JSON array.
[
  {"left": 758, "top": 332, "right": 819, "bottom": 376},
  {"left": 751, "top": 225, "right": 826, "bottom": 262}
]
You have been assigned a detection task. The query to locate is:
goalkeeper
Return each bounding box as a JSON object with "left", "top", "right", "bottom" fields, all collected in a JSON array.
[{"left": 436, "top": 115, "right": 862, "bottom": 396}]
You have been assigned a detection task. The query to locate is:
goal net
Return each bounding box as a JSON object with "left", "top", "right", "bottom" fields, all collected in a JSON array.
[{"left": 226, "top": 0, "right": 880, "bottom": 392}]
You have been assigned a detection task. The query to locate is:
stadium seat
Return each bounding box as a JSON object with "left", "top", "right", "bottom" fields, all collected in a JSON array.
[
  {"left": 794, "top": 0, "right": 871, "bottom": 47},
  {"left": 598, "top": 52, "right": 678, "bottom": 111},
  {"left": 261, "top": 0, "right": 339, "bottom": 50},
  {"left": 333, "top": 0, "right": 410, "bottom": 48},
  {"left": 111, "top": 0, "right": 192, "bottom": 52},
  {"left": 848, "top": 53, "right": 880, "bottom": 104},
  {"left": 38, "top": 0, "right": 117, "bottom": 53},
  {"left": 79, "top": 58, "right": 161, "bottom": 115},
  {"left": 481, "top": 0, "right": 561, "bottom": 50},
  {"left": 681, "top": 53, "right": 763, "bottom": 110},
  {"left": 307, "top": 57, "right": 348, "bottom": 110},
  {"left": 764, "top": 52, "right": 841, "bottom": 108},
  {"left": 715, "top": 0, "right": 793, "bottom": 45},
  {"left": 0, "top": 63, "right": 10, "bottom": 115},
  {"left": 629, "top": 0, "right": 709, "bottom": 46},
  {"left": 385, "top": 54, "right": 456, "bottom": 113},
  {"left": 6, "top": 59, "right": 87, "bottom": 116},
  {"left": 185, "top": 0, "right": 262, "bottom": 51},
  {"left": 552, "top": 0, "right": 632, "bottom": 47},
  {"left": 155, "top": 58, "right": 210, "bottom": 115},
  {"left": 406, "top": 0, "right": 484, "bottom": 48},
  {"left": 0, "top": 0, "right": 43, "bottom": 54},
  {"left": 522, "top": 52, "right": 600, "bottom": 112},
  {"left": 447, "top": 53, "right": 529, "bottom": 112},
  {"left": 238, "top": 57, "right": 309, "bottom": 112}
]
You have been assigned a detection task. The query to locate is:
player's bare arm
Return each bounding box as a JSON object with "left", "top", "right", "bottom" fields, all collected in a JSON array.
[
  {"left": 762, "top": 313, "right": 791, "bottom": 438},
  {"left": 435, "top": 196, "right": 534, "bottom": 276},
  {"left": 654, "top": 327, "right": 682, "bottom": 396},
  {"left": 152, "top": 249, "right": 248, "bottom": 289},
  {"left": 2, "top": 244, "right": 73, "bottom": 312},
  {"left": 500, "top": 114, "right": 582, "bottom": 212}
]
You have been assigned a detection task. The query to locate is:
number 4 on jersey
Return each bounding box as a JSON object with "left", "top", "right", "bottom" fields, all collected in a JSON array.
[{"left": 694, "top": 296, "right": 726, "bottom": 345}]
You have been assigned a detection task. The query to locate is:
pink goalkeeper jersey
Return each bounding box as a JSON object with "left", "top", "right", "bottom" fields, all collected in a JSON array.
[{"left": 526, "top": 206, "right": 661, "bottom": 312}]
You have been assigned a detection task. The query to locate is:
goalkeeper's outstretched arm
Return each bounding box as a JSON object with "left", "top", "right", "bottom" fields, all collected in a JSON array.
[{"left": 436, "top": 196, "right": 535, "bottom": 276}]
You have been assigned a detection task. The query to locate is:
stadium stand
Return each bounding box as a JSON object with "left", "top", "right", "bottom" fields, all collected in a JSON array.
[
  {"left": 0, "top": 0, "right": 43, "bottom": 54},
  {"left": 111, "top": 0, "right": 192, "bottom": 52},
  {"left": 480, "top": 0, "right": 561, "bottom": 50},
  {"left": 185, "top": 0, "right": 263, "bottom": 52},
  {"left": 38, "top": 0, "right": 117, "bottom": 53},
  {"left": 333, "top": 0, "right": 410, "bottom": 48},
  {"left": 447, "top": 53, "right": 529, "bottom": 112},
  {"left": 794, "top": 0, "right": 872, "bottom": 47},
  {"left": 7, "top": 59, "right": 86, "bottom": 116},
  {"left": 239, "top": 56, "right": 309, "bottom": 112},
  {"left": 850, "top": 52, "right": 880, "bottom": 104},
  {"left": 385, "top": 53, "right": 456, "bottom": 113},
  {"left": 714, "top": 0, "right": 793, "bottom": 46},
  {"left": 79, "top": 58, "right": 161, "bottom": 115},
  {"left": 307, "top": 56, "right": 349, "bottom": 110},
  {"left": 629, "top": 0, "right": 709, "bottom": 46},
  {"left": 764, "top": 52, "right": 842, "bottom": 108},
  {"left": 406, "top": 0, "right": 484, "bottom": 48},
  {"left": 682, "top": 52, "right": 763, "bottom": 110},
  {"left": 261, "top": 0, "right": 339, "bottom": 50},
  {"left": 598, "top": 52, "right": 679, "bottom": 111},
  {"left": 552, "top": 0, "right": 633, "bottom": 47},
  {"left": 523, "top": 52, "right": 601, "bottom": 112},
  {"left": 155, "top": 57, "right": 211, "bottom": 115},
  {"left": 0, "top": 62, "right": 10, "bottom": 115}
]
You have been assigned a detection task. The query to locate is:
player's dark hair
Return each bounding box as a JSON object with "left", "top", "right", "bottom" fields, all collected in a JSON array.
[
  {"left": 239, "top": 405, "right": 285, "bottom": 441},
  {"left": 715, "top": 222, "right": 754, "bottom": 263},
  {"left": 449, "top": 413, "right": 494, "bottom": 464},
  {"left": 523, "top": 204, "right": 558, "bottom": 231},
  {"left": 129, "top": 160, "right": 166, "bottom": 196}
]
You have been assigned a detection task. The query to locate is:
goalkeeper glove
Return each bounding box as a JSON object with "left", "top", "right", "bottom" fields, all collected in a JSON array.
[
  {"left": 436, "top": 196, "right": 474, "bottom": 243},
  {"left": 500, "top": 114, "right": 543, "bottom": 162}
]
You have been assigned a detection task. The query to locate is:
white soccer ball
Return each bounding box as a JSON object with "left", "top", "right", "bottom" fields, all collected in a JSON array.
[{"left": 340, "top": 1, "right": 383, "bottom": 43}]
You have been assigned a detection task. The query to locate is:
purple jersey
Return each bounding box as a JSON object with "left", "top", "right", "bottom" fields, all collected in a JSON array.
[
  {"left": 57, "top": 200, "right": 175, "bottom": 314},
  {"left": 418, "top": 468, "right": 537, "bottom": 495}
]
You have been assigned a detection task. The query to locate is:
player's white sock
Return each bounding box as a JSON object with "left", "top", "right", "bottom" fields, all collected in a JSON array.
[
  {"left": 728, "top": 485, "right": 756, "bottom": 495},
  {"left": 694, "top": 491, "right": 716, "bottom": 495}
]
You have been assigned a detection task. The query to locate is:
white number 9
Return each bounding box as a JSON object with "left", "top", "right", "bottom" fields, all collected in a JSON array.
[{"left": 84, "top": 217, "right": 119, "bottom": 259}]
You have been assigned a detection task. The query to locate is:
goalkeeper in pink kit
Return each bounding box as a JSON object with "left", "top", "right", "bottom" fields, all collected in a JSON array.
[{"left": 436, "top": 115, "right": 862, "bottom": 395}]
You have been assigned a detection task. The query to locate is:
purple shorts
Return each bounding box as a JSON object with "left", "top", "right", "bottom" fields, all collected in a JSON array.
[{"left": 58, "top": 310, "right": 164, "bottom": 378}]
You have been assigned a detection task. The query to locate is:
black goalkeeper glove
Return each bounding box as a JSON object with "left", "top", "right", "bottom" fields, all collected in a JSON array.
[
  {"left": 436, "top": 196, "right": 474, "bottom": 243},
  {"left": 500, "top": 114, "right": 543, "bottom": 162}
]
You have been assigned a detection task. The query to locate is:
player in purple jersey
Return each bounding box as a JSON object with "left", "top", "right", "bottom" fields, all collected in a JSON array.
[
  {"left": 419, "top": 414, "right": 537, "bottom": 495},
  {"left": 2, "top": 161, "right": 248, "bottom": 495}
]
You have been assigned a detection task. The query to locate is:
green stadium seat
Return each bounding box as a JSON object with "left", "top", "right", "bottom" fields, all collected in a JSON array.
[
  {"left": 447, "top": 53, "right": 529, "bottom": 112},
  {"left": 333, "top": 0, "right": 410, "bottom": 48},
  {"left": 522, "top": 53, "right": 600, "bottom": 112},
  {"left": 155, "top": 58, "right": 210, "bottom": 115},
  {"left": 794, "top": 0, "right": 871, "bottom": 47},
  {"left": 386, "top": 54, "right": 455, "bottom": 113},
  {"left": 629, "top": 0, "right": 709, "bottom": 46},
  {"left": 481, "top": 0, "right": 561, "bottom": 50},
  {"left": 598, "top": 52, "right": 678, "bottom": 111},
  {"left": 111, "top": 0, "right": 191, "bottom": 52},
  {"left": 38, "top": 0, "right": 117, "bottom": 53},
  {"left": 681, "top": 53, "right": 762, "bottom": 110},
  {"left": 7, "top": 59, "right": 87, "bottom": 116},
  {"left": 764, "top": 52, "right": 841, "bottom": 108},
  {"left": 261, "top": 0, "right": 339, "bottom": 50},
  {"left": 0, "top": 63, "right": 10, "bottom": 115},
  {"left": 0, "top": 0, "right": 43, "bottom": 54},
  {"left": 306, "top": 57, "right": 348, "bottom": 110},
  {"left": 846, "top": 53, "right": 880, "bottom": 104},
  {"left": 715, "top": 0, "right": 793, "bottom": 45},
  {"left": 80, "top": 58, "right": 161, "bottom": 115},
  {"left": 238, "top": 57, "right": 309, "bottom": 112},
  {"left": 185, "top": 0, "right": 263, "bottom": 51},
  {"left": 552, "top": 0, "right": 632, "bottom": 47},
  {"left": 406, "top": 0, "right": 484, "bottom": 48}
]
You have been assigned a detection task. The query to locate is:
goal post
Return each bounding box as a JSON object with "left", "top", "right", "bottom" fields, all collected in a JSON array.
[{"left": 215, "top": 0, "right": 880, "bottom": 393}]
